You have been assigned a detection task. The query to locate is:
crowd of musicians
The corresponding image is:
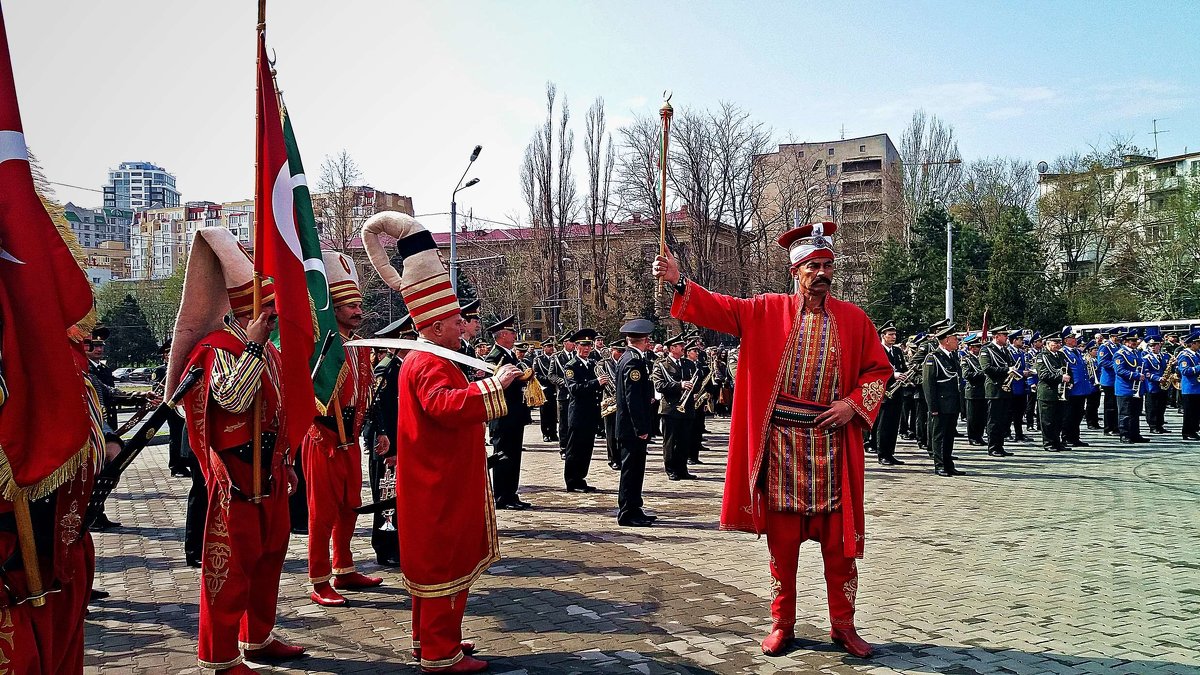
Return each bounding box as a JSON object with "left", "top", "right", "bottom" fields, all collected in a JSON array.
[
  {"left": 869, "top": 321, "right": 1200, "bottom": 477},
  {"left": 13, "top": 204, "right": 1200, "bottom": 674}
]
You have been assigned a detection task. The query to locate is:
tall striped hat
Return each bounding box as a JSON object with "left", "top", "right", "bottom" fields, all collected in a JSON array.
[
  {"left": 322, "top": 250, "right": 362, "bottom": 308},
  {"left": 361, "top": 211, "right": 460, "bottom": 330}
]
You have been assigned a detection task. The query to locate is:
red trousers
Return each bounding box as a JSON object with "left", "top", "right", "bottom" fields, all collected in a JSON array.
[
  {"left": 0, "top": 535, "right": 93, "bottom": 675},
  {"left": 411, "top": 590, "right": 469, "bottom": 669},
  {"left": 302, "top": 426, "right": 363, "bottom": 584},
  {"left": 197, "top": 484, "right": 290, "bottom": 670},
  {"left": 765, "top": 509, "right": 858, "bottom": 632}
]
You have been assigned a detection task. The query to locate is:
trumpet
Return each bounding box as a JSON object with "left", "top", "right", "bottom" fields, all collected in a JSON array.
[
  {"left": 1057, "top": 366, "right": 1070, "bottom": 401},
  {"left": 1085, "top": 354, "right": 1099, "bottom": 386},
  {"left": 676, "top": 368, "right": 702, "bottom": 413},
  {"left": 885, "top": 363, "right": 920, "bottom": 398},
  {"left": 1001, "top": 368, "right": 1020, "bottom": 392}
]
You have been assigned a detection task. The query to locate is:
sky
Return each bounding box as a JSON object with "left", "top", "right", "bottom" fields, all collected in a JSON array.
[{"left": 9, "top": 1, "right": 1199, "bottom": 233}]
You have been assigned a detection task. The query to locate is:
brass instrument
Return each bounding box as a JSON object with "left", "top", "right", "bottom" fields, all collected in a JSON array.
[
  {"left": 1162, "top": 354, "right": 1180, "bottom": 390},
  {"left": 676, "top": 367, "right": 702, "bottom": 413},
  {"left": 1057, "top": 365, "right": 1070, "bottom": 401},
  {"left": 693, "top": 367, "right": 718, "bottom": 413},
  {"left": 1085, "top": 353, "right": 1099, "bottom": 386},
  {"left": 599, "top": 359, "right": 618, "bottom": 417},
  {"left": 885, "top": 361, "right": 920, "bottom": 398},
  {"left": 378, "top": 463, "right": 396, "bottom": 532},
  {"left": 1001, "top": 368, "right": 1020, "bottom": 392},
  {"left": 519, "top": 368, "right": 547, "bottom": 408}
]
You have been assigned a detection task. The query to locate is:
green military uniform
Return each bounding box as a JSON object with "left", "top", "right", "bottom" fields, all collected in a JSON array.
[
  {"left": 922, "top": 328, "right": 962, "bottom": 476},
  {"left": 961, "top": 337, "right": 988, "bottom": 445},
  {"left": 1034, "top": 339, "right": 1070, "bottom": 451},
  {"left": 979, "top": 326, "right": 1016, "bottom": 457}
]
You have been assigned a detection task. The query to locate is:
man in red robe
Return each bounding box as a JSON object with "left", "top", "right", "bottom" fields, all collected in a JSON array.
[
  {"left": 166, "top": 227, "right": 306, "bottom": 675},
  {"left": 654, "top": 221, "right": 891, "bottom": 659},
  {"left": 305, "top": 251, "right": 383, "bottom": 607},
  {"left": 361, "top": 211, "right": 522, "bottom": 673}
]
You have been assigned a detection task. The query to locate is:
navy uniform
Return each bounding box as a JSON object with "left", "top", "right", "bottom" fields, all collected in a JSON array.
[
  {"left": 555, "top": 337, "right": 578, "bottom": 454},
  {"left": 1034, "top": 335, "right": 1069, "bottom": 452},
  {"left": 485, "top": 316, "right": 534, "bottom": 509},
  {"left": 871, "top": 322, "right": 907, "bottom": 465},
  {"left": 979, "top": 326, "right": 1016, "bottom": 457},
  {"left": 1025, "top": 332, "right": 1043, "bottom": 431},
  {"left": 1062, "top": 328, "right": 1094, "bottom": 447},
  {"left": 1176, "top": 332, "right": 1200, "bottom": 440},
  {"left": 614, "top": 319, "right": 657, "bottom": 527},
  {"left": 961, "top": 334, "right": 988, "bottom": 446},
  {"left": 652, "top": 334, "right": 697, "bottom": 480},
  {"left": 532, "top": 339, "right": 561, "bottom": 442},
  {"left": 922, "top": 327, "right": 963, "bottom": 476},
  {"left": 1142, "top": 337, "right": 1170, "bottom": 434},
  {"left": 1113, "top": 331, "right": 1148, "bottom": 444},
  {"left": 562, "top": 329, "right": 603, "bottom": 492}
]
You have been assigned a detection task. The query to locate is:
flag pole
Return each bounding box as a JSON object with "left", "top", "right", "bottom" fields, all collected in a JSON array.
[
  {"left": 250, "top": 0, "right": 267, "bottom": 503},
  {"left": 13, "top": 495, "right": 46, "bottom": 607},
  {"left": 658, "top": 92, "right": 673, "bottom": 257}
]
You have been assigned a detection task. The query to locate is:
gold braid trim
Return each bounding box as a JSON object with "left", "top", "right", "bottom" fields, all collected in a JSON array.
[{"left": 315, "top": 361, "right": 349, "bottom": 416}]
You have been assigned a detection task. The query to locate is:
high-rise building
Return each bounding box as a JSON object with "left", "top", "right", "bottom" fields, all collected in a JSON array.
[
  {"left": 104, "top": 161, "right": 181, "bottom": 211},
  {"left": 63, "top": 202, "right": 132, "bottom": 249}
]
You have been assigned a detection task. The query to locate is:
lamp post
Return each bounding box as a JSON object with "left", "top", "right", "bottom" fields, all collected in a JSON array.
[
  {"left": 903, "top": 157, "right": 962, "bottom": 322},
  {"left": 450, "top": 144, "right": 483, "bottom": 293}
]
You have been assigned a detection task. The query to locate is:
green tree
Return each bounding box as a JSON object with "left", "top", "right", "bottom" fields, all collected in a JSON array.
[
  {"left": 984, "top": 208, "right": 1065, "bottom": 329},
  {"left": 863, "top": 237, "right": 917, "bottom": 332},
  {"left": 100, "top": 294, "right": 159, "bottom": 366}
]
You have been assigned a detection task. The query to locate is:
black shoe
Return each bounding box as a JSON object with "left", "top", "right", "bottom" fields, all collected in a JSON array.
[
  {"left": 608, "top": 461, "right": 621, "bottom": 470},
  {"left": 948, "top": 468, "right": 967, "bottom": 476},
  {"left": 968, "top": 439, "right": 983, "bottom": 446},
  {"left": 1045, "top": 445, "right": 1060, "bottom": 452},
  {"left": 92, "top": 514, "right": 120, "bottom": 530},
  {"left": 987, "top": 450, "right": 1006, "bottom": 457},
  {"left": 559, "top": 451, "right": 566, "bottom": 460},
  {"left": 1055, "top": 444, "right": 1071, "bottom": 452},
  {"left": 375, "top": 555, "right": 401, "bottom": 568},
  {"left": 185, "top": 558, "right": 202, "bottom": 568},
  {"left": 291, "top": 526, "right": 309, "bottom": 535},
  {"left": 566, "top": 483, "right": 597, "bottom": 493},
  {"left": 496, "top": 498, "right": 527, "bottom": 510},
  {"left": 934, "top": 469, "right": 952, "bottom": 477},
  {"left": 667, "top": 474, "right": 682, "bottom": 481},
  {"left": 1132, "top": 436, "right": 1151, "bottom": 444},
  {"left": 514, "top": 498, "right": 533, "bottom": 508},
  {"left": 1104, "top": 430, "right": 1118, "bottom": 436},
  {"left": 90, "top": 589, "right": 110, "bottom": 601},
  {"left": 1014, "top": 435, "right": 1031, "bottom": 442},
  {"left": 1184, "top": 434, "right": 1200, "bottom": 441},
  {"left": 1069, "top": 441, "right": 1090, "bottom": 447},
  {"left": 1087, "top": 424, "right": 1102, "bottom": 430},
  {"left": 618, "top": 515, "right": 654, "bottom": 527},
  {"left": 687, "top": 458, "right": 704, "bottom": 465},
  {"left": 170, "top": 468, "right": 192, "bottom": 478},
  {"left": 543, "top": 435, "right": 553, "bottom": 442}
]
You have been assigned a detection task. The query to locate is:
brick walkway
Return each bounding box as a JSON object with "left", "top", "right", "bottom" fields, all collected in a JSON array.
[{"left": 84, "top": 408, "right": 1200, "bottom": 674}]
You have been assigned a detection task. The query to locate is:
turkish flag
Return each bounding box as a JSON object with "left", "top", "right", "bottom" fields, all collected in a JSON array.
[
  {"left": 0, "top": 5, "right": 95, "bottom": 496},
  {"left": 252, "top": 31, "right": 316, "bottom": 450}
]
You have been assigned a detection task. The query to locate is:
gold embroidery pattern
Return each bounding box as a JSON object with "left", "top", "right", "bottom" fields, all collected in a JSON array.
[
  {"left": 0, "top": 606, "right": 14, "bottom": 675},
  {"left": 60, "top": 499, "right": 82, "bottom": 546},
  {"left": 204, "top": 489, "right": 233, "bottom": 596},
  {"left": 861, "top": 379, "right": 885, "bottom": 412},
  {"left": 843, "top": 577, "right": 858, "bottom": 605}
]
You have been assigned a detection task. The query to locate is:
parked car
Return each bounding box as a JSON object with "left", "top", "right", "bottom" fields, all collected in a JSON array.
[
  {"left": 128, "top": 368, "right": 154, "bottom": 383},
  {"left": 112, "top": 367, "right": 133, "bottom": 381}
]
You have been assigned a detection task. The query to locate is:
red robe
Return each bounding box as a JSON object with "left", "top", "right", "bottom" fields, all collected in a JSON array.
[
  {"left": 672, "top": 282, "right": 891, "bottom": 558},
  {"left": 395, "top": 350, "right": 508, "bottom": 598}
]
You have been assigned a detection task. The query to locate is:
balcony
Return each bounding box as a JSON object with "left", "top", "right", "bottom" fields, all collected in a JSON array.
[{"left": 1145, "top": 175, "right": 1184, "bottom": 193}]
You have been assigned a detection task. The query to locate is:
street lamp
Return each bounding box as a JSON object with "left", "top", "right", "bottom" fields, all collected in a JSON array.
[
  {"left": 450, "top": 144, "right": 483, "bottom": 293},
  {"left": 903, "top": 157, "right": 962, "bottom": 322}
]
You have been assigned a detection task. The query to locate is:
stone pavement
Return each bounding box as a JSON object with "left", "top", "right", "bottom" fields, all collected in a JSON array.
[{"left": 84, "top": 407, "right": 1200, "bottom": 674}]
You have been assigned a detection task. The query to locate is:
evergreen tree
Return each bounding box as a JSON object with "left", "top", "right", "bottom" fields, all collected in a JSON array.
[{"left": 100, "top": 294, "right": 159, "bottom": 366}]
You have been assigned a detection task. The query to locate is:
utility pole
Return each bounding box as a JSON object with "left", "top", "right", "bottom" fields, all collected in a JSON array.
[{"left": 1151, "top": 119, "right": 1169, "bottom": 158}]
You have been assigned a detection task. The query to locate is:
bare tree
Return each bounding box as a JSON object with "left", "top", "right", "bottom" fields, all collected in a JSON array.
[
  {"left": 669, "top": 107, "right": 721, "bottom": 287},
  {"left": 583, "top": 97, "right": 617, "bottom": 315},
  {"left": 711, "top": 102, "right": 774, "bottom": 295},
  {"left": 953, "top": 156, "right": 1038, "bottom": 233},
  {"left": 899, "top": 109, "right": 963, "bottom": 234},
  {"left": 314, "top": 149, "right": 363, "bottom": 252}
]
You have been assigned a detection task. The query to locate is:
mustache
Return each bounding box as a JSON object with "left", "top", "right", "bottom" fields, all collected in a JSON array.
[{"left": 812, "top": 276, "right": 832, "bottom": 285}]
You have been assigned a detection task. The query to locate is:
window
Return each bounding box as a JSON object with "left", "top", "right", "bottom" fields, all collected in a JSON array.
[
  {"left": 827, "top": 148, "right": 835, "bottom": 156},
  {"left": 827, "top": 184, "right": 837, "bottom": 197},
  {"left": 842, "top": 159, "right": 882, "bottom": 173},
  {"left": 859, "top": 145, "right": 866, "bottom": 152},
  {"left": 532, "top": 307, "right": 543, "bottom": 321},
  {"left": 1192, "top": 162, "right": 1200, "bottom": 176},
  {"left": 798, "top": 150, "right": 805, "bottom": 158},
  {"left": 826, "top": 164, "right": 837, "bottom": 177}
]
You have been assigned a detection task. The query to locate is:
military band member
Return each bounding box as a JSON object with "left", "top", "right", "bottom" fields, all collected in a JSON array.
[
  {"left": 1025, "top": 331, "right": 1043, "bottom": 432},
  {"left": 961, "top": 334, "right": 988, "bottom": 446},
  {"left": 980, "top": 326, "right": 1016, "bottom": 457},
  {"left": 871, "top": 322, "right": 907, "bottom": 465},
  {"left": 899, "top": 336, "right": 920, "bottom": 440},
  {"left": 556, "top": 334, "right": 578, "bottom": 454},
  {"left": 1084, "top": 341, "right": 1103, "bottom": 429},
  {"left": 166, "top": 227, "right": 306, "bottom": 673},
  {"left": 1177, "top": 332, "right": 1200, "bottom": 440},
  {"left": 1114, "top": 330, "right": 1149, "bottom": 444},
  {"left": 614, "top": 319, "right": 658, "bottom": 527},
  {"left": 923, "top": 326, "right": 963, "bottom": 476},
  {"left": 1142, "top": 335, "right": 1169, "bottom": 435},
  {"left": 1097, "top": 329, "right": 1121, "bottom": 435},
  {"left": 686, "top": 341, "right": 708, "bottom": 465},
  {"left": 1062, "top": 328, "right": 1093, "bottom": 447},
  {"left": 562, "top": 329, "right": 604, "bottom": 492},
  {"left": 473, "top": 339, "right": 490, "bottom": 361},
  {"left": 1164, "top": 332, "right": 1182, "bottom": 409},
  {"left": 1007, "top": 330, "right": 1032, "bottom": 442},
  {"left": 600, "top": 344, "right": 625, "bottom": 470},
  {"left": 363, "top": 313, "right": 414, "bottom": 568},
  {"left": 514, "top": 341, "right": 531, "bottom": 367},
  {"left": 653, "top": 334, "right": 697, "bottom": 481},
  {"left": 458, "top": 298, "right": 481, "bottom": 358},
  {"left": 1035, "top": 334, "right": 1070, "bottom": 452},
  {"left": 533, "top": 338, "right": 561, "bottom": 442},
  {"left": 486, "top": 316, "right": 534, "bottom": 510}
]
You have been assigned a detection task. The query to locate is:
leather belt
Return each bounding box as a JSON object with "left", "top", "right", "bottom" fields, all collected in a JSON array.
[
  {"left": 315, "top": 406, "right": 357, "bottom": 437},
  {"left": 770, "top": 395, "right": 830, "bottom": 428}
]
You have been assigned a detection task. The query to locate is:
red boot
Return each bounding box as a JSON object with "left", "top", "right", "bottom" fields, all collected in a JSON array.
[
  {"left": 761, "top": 627, "right": 794, "bottom": 656},
  {"left": 310, "top": 581, "right": 348, "bottom": 607},
  {"left": 413, "top": 640, "right": 477, "bottom": 660},
  {"left": 420, "top": 654, "right": 488, "bottom": 673},
  {"left": 332, "top": 571, "right": 384, "bottom": 590},
  {"left": 244, "top": 637, "right": 308, "bottom": 662},
  {"left": 217, "top": 664, "right": 259, "bottom": 675},
  {"left": 830, "top": 626, "right": 873, "bottom": 658}
]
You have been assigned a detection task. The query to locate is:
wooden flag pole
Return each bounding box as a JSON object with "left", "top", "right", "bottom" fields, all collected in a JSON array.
[
  {"left": 13, "top": 495, "right": 46, "bottom": 607},
  {"left": 658, "top": 92, "right": 673, "bottom": 257},
  {"left": 250, "top": 0, "right": 267, "bottom": 503}
]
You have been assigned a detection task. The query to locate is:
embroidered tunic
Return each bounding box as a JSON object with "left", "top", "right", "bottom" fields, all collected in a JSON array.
[{"left": 766, "top": 304, "right": 842, "bottom": 514}]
